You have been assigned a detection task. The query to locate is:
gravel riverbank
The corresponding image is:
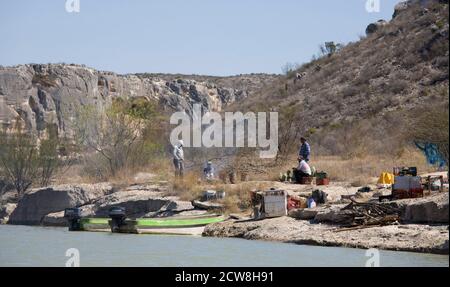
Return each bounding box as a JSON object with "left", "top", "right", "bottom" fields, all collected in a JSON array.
[{"left": 204, "top": 216, "right": 449, "bottom": 254}]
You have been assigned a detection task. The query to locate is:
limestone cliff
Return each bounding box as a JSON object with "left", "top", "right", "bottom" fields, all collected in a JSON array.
[{"left": 0, "top": 64, "right": 278, "bottom": 137}]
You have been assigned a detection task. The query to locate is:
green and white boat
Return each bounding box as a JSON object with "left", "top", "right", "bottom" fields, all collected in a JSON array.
[{"left": 79, "top": 214, "right": 227, "bottom": 236}]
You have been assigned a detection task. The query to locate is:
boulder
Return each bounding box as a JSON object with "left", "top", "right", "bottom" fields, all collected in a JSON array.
[
  {"left": 41, "top": 211, "right": 66, "bottom": 226},
  {"left": 0, "top": 203, "right": 17, "bottom": 224},
  {"left": 38, "top": 185, "right": 196, "bottom": 226},
  {"left": 402, "top": 193, "right": 449, "bottom": 223},
  {"left": 91, "top": 189, "right": 194, "bottom": 218},
  {"left": 8, "top": 183, "right": 114, "bottom": 225},
  {"left": 366, "top": 20, "right": 388, "bottom": 35}
]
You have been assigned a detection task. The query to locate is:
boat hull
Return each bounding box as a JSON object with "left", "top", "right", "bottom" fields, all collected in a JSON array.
[{"left": 78, "top": 215, "right": 225, "bottom": 236}]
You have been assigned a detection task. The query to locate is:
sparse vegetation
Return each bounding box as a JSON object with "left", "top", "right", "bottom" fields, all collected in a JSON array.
[
  {"left": 409, "top": 105, "right": 449, "bottom": 166},
  {"left": 0, "top": 121, "right": 65, "bottom": 198},
  {"left": 231, "top": 0, "right": 449, "bottom": 169},
  {"left": 73, "top": 98, "right": 167, "bottom": 180},
  {"left": 319, "top": 41, "right": 343, "bottom": 57}
]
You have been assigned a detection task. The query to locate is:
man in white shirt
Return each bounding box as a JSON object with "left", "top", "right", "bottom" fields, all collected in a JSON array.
[
  {"left": 294, "top": 157, "right": 311, "bottom": 183},
  {"left": 173, "top": 140, "right": 184, "bottom": 177},
  {"left": 298, "top": 158, "right": 311, "bottom": 175}
]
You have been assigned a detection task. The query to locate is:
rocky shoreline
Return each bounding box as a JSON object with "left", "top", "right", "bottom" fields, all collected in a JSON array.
[
  {"left": 203, "top": 190, "right": 449, "bottom": 255},
  {"left": 204, "top": 216, "right": 449, "bottom": 255},
  {"left": 1, "top": 175, "right": 208, "bottom": 227},
  {"left": 1, "top": 176, "right": 449, "bottom": 255}
]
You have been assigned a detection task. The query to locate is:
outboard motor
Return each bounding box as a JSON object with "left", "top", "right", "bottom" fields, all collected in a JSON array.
[
  {"left": 108, "top": 206, "right": 126, "bottom": 232},
  {"left": 64, "top": 208, "right": 82, "bottom": 231}
]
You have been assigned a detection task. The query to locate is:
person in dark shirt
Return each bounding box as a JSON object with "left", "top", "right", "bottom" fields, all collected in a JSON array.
[{"left": 298, "top": 137, "right": 311, "bottom": 163}]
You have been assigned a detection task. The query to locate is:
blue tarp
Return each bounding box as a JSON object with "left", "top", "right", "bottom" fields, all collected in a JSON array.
[{"left": 415, "top": 142, "right": 447, "bottom": 167}]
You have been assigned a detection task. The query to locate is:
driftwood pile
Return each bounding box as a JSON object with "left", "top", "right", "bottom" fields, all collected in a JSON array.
[{"left": 335, "top": 200, "right": 402, "bottom": 232}]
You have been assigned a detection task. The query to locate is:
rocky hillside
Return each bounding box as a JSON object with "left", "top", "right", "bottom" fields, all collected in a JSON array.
[
  {"left": 228, "top": 0, "right": 449, "bottom": 155},
  {"left": 0, "top": 64, "right": 279, "bottom": 137}
]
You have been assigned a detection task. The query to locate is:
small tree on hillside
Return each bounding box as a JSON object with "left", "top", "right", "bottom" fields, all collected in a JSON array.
[
  {"left": 319, "top": 42, "right": 343, "bottom": 57},
  {"left": 277, "top": 105, "right": 306, "bottom": 161}
]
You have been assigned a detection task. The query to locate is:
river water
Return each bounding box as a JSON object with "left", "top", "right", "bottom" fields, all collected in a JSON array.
[{"left": 0, "top": 225, "right": 448, "bottom": 267}]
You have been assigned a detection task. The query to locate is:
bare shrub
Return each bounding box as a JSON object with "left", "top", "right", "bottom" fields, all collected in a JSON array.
[
  {"left": 277, "top": 105, "right": 307, "bottom": 160},
  {"left": 73, "top": 98, "right": 164, "bottom": 179},
  {"left": 0, "top": 121, "right": 64, "bottom": 198}
]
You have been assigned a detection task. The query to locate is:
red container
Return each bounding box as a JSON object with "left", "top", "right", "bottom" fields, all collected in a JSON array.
[
  {"left": 316, "top": 178, "right": 330, "bottom": 186},
  {"left": 287, "top": 196, "right": 307, "bottom": 210}
]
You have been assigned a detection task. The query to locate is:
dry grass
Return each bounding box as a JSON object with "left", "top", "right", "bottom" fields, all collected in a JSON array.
[
  {"left": 166, "top": 171, "right": 204, "bottom": 201},
  {"left": 213, "top": 182, "right": 271, "bottom": 214},
  {"left": 165, "top": 172, "right": 272, "bottom": 214},
  {"left": 54, "top": 157, "right": 174, "bottom": 186},
  {"left": 261, "top": 148, "right": 436, "bottom": 186}
]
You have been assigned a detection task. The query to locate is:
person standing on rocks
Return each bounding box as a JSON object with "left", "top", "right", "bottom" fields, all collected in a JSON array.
[
  {"left": 298, "top": 137, "right": 311, "bottom": 163},
  {"left": 173, "top": 140, "right": 184, "bottom": 177}
]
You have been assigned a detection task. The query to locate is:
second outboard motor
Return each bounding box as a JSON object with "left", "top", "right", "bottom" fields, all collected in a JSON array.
[
  {"left": 108, "top": 206, "right": 126, "bottom": 232},
  {"left": 64, "top": 208, "right": 82, "bottom": 231}
]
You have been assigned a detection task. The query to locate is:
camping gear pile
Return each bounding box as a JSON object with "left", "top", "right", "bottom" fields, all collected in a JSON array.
[
  {"left": 379, "top": 167, "right": 446, "bottom": 201},
  {"left": 251, "top": 188, "right": 328, "bottom": 219}
]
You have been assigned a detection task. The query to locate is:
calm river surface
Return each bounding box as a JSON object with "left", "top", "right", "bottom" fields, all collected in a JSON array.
[{"left": 0, "top": 225, "right": 448, "bottom": 267}]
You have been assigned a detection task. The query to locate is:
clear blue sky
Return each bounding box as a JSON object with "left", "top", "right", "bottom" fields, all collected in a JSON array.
[{"left": 0, "top": 0, "right": 400, "bottom": 76}]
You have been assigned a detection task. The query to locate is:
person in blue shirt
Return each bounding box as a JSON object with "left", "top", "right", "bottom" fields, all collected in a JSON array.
[{"left": 298, "top": 137, "right": 311, "bottom": 163}]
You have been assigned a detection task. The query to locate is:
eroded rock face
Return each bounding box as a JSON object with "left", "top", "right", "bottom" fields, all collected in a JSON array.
[
  {"left": 402, "top": 193, "right": 449, "bottom": 223},
  {"left": 8, "top": 183, "right": 114, "bottom": 225},
  {"left": 35, "top": 183, "right": 194, "bottom": 226},
  {"left": 0, "top": 64, "right": 277, "bottom": 137},
  {"left": 90, "top": 189, "right": 194, "bottom": 218}
]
